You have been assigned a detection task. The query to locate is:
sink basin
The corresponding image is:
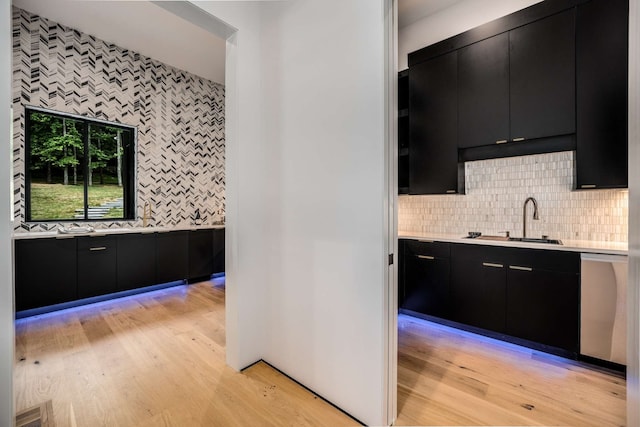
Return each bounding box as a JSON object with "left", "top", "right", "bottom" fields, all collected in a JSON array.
[{"left": 508, "top": 237, "right": 563, "bottom": 245}]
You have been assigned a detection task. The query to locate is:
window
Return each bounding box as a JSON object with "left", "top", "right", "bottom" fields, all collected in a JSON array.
[{"left": 25, "top": 107, "right": 136, "bottom": 222}]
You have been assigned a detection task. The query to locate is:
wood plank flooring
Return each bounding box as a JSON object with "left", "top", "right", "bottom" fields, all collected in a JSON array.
[
  {"left": 395, "top": 314, "right": 626, "bottom": 426},
  {"left": 15, "top": 280, "right": 627, "bottom": 426},
  {"left": 14, "top": 279, "right": 358, "bottom": 427}
]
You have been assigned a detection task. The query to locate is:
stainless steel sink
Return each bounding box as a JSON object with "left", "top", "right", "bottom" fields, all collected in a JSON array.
[{"left": 508, "top": 237, "right": 563, "bottom": 245}]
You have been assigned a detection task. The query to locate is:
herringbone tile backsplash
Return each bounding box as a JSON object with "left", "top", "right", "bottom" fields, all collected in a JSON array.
[
  {"left": 12, "top": 7, "right": 225, "bottom": 232},
  {"left": 399, "top": 151, "right": 628, "bottom": 242}
]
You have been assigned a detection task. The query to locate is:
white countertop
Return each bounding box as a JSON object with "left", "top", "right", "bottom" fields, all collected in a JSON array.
[
  {"left": 399, "top": 232, "right": 628, "bottom": 256},
  {"left": 13, "top": 225, "right": 225, "bottom": 240}
]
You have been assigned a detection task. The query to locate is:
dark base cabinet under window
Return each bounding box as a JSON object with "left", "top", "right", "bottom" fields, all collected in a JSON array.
[
  {"left": 189, "top": 229, "right": 214, "bottom": 280},
  {"left": 402, "top": 240, "right": 451, "bottom": 319},
  {"left": 213, "top": 228, "right": 225, "bottom": 274},
  {"left": 117, "top": 233, "right": 157, "bottom": 291},
  {"left": 15, "top": 237, "right": 77, "bottom": 311},
  {"left": 77, "top": 235, "right": 118, "bottom": 299},
  {"left": 156, "top": 231, "right": 189, "bottom": 284}
]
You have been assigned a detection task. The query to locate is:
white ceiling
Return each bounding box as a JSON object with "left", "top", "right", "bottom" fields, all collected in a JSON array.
[
  {"left": 398, "top": 0, "right": 466, "bottom": 29},
  {"left": 12, "top": 0, "right": 226, "bottom": 84}
]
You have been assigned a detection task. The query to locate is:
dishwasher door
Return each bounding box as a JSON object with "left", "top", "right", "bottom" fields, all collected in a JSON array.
[{"left": 580, "top": 253, "right": 627, "bottom": 365}]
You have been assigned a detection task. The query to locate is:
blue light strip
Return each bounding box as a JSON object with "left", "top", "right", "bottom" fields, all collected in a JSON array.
[{"left": 15, "top": 274, "right": 224, "bottom": 321}]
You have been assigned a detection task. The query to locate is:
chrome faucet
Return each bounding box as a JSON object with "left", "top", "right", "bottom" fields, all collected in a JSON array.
[{"left": 522, "top": 197, "right": 539, "bottom": 238}]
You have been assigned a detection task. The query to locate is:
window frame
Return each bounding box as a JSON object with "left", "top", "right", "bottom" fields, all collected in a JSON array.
[{"left": 24, "top": 106, "right": 137, "bottom": 222}]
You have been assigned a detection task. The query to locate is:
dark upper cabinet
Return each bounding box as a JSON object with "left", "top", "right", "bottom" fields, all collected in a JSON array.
[
  {"left": 505, "top": 249, "right": 580, "bottom": 353},
  {"left": 77, "top": 235, "right": 118, "bottom": 299},
  {"left": 576, "top": 0, "right": 628, "bottom": 189},
  {"left": 213, "top": 228, "right": 225, "bottom": 274},
  {"left": 189, "top": 229, "right": 214, "bottom": 280},
  {"left": 398, "top": 70, "right": 410, "bottom": 194},
  {"left": 509, "top": 9, "right": 576, "bottom": 141},
  {"left": 156, "top": 231, "right": 189, "bottom": 284},
  {"left": 117, "top": 233, "right": 157, "bottom": 291},
  {"left": 409, "top": 51, "right": 460, "bottom": 195},
  {"left": 450, "top": 244, "right": 507, "bottom": 332},
  {"left": 14, "top": 237, "right": 77, "bottom": 311},
  {"left": 402, "top": 240, "right": 451, "bottom": 319},
  {"left": 458, "top": 33, "right": 510, "bottom": 148}
]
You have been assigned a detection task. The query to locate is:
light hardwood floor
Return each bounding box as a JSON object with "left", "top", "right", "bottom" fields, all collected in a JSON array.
[
  {"left": 14, "top": 279, "right": 358, "bottom": 427},
  {"left": 395, "top": 314, "right": 626, "bottom": 426},
  {"left": 15, "top": 280, "right": 626, "bottom": 426}
]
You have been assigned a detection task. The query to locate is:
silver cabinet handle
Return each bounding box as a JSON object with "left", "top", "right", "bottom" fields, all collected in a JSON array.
[
  {"left": 482, "top": 262, "right": 504, "bottom": 268},
  {"left": 417, "top": 255, "right": 435, "bottom": 260},
  {"left": 581, "top": 184, "right": 597, "bottom": 189},
  {"left": 512, "top": 137, "right": 525, "bottom": 142},
  {"left": 509, "top": 265, "right": 533, "bottom": 272},
  {"left": 446, "top": 190, "right": 456, "bottom": 194},
  {"left": 89, "top": 246, "right": 107, "bottom": 251},
  {"left": 495, "top": 139, "right": 508, "bottom": 144}
]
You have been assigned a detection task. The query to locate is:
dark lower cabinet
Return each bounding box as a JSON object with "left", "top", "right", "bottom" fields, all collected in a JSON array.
[
  {"left": 14, "top": 237, "right": 77, "bottom": 311},
  {"left": 156, "top": 231, "right": 189, "bottom": 284},
  {"left": 77, "top": 235, "right": 118, "bottom": 299},
  {"left": 506, "top": 267, "right": 579, "bottom": 353},
  {"left": 402, "top": 240, "right": 451, "bottom": 319},
  {"left": 117, "top": 233, "right": 157, "bottom": 291},
  {"left": 451, "top": 244, "right": 507, "bottom": 332},
  {"left": 189, "top": 229, "right": 214, "bottom": 280},
  {"left": 213, "top": 228, "right": 225, "bottom": 274}
]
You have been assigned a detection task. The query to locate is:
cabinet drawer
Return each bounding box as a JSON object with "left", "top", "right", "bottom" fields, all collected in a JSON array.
[
  {"left": 506, "top": 247, "right": 579, "bottom": 273},
  {"left": 405, "top": 240, "right": 450, "bottom": 259}
]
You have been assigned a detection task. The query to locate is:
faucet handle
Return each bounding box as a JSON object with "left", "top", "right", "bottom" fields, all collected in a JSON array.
[{"left": 499, "top": 231, "right": 510, "bottom": 238}]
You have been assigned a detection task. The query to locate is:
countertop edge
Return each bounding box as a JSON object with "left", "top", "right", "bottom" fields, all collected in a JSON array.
[
  {"left": 399, "top": 233, "right": 628, "bottom": 256},
  {"left": 12, "top": 225, "right": 225, "bottom": 240}
]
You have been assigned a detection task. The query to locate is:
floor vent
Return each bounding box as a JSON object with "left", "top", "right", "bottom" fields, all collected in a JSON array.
[{"left": 16, "top": 400, "right": 55, "bottom": 427}]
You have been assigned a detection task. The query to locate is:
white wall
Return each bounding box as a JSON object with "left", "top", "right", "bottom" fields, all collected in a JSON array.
[
  {"left": 193, "top": 2, "right": 392, "bottom": 425},
  {"left": 628, "top": 0, "right": 640, "bottom": 423},
  {"left": 0, "top": 0, "right": 13, "bottom": 425},
  {"left": 398, "top": 0, "right": 541, "bottom": 70}
]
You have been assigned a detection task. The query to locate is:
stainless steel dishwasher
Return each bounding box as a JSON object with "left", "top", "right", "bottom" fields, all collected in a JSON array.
[{"left": 580, "top": 253, "right": 627, "bottom": 365}]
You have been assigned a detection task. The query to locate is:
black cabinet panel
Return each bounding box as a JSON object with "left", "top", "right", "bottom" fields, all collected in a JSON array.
[
  {"left": 450, "top": 244, "right": 507, "bottom": 332},
  {"left": 117, "top": 233, "right": 157, "bottom": 291},
  {"left": 458, "top": 33, "right": 510, "bottom": 148},
  {"left": 156, "top": 231, "right": 189, "bottom": 284},
  {"left": 15, "top": 238, "right": 77, "bottom": 311},
  {"left": 409, "top": 51, "right": 460, "bottom": 194},
  {"left": 576, "top": 0, "right": 628, "bottom": 189},
  {"left": 189, "top": 229, "right": 214, "bottom": 280},
  {"left": 506, "top": 268, "right": 579, "bottom": 352},
  {"left": 213, "top": 228, "right": 225, "bottom": 274},
  {"left": 402, "top": 241, "right": 451, "bottom": 318},
  {"left": 77, "top": 236, "right": 118, "bottom": 299},
  {"left": 509, "top": 9, "right": 576, "bottom": 141}
]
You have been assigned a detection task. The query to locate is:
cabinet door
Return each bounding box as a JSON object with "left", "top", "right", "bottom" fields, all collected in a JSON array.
[
  {"left": 451, "top": 244, "right": 506, "bottom": 332},
  {"left": 117, "top": 233, "right": 157, "bottom": 291},
  {"left": 576, "top": 0, "right": 628, "bottom": 189},
  {"left": 213, "top": 228, "right": 225, "bottom": 274},
  {"left": 77, "top": 236, "right": 118, "bottom": 299},
  {"left": 402, "top": 241, "right": 451, "bottom": 319},
  {"left": 458, "top": 33, "right": 510, "bottom": 148},
  {"left": 15, "top": 238, "right": 77, "bottom": 311},
  {"left": 510, "top": 9, "right": 576, "bottom": 141},
  {"left": 189, "top": 229, "right": 214, "bottom": 280},
  {"left": 409, "top": 51, "right": 459, "bottom": 194},
  {"left": 156, "top": 231, "right": 188, "bottom": 284},
  {"left": 506, "top": 267, "right": 579, "bottom": 353}
]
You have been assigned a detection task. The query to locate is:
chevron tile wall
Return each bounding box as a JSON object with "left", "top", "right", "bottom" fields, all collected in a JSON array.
[{"left": 12, "top": 7, "right": 225, "bottom": 232}]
